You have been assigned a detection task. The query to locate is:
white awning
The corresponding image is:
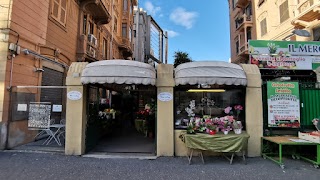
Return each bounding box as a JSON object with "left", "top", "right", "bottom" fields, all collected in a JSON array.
[
  {"left": 175, "top": 61, "right": 247, "bottom": 86},
  {"left": 81, "top": 60, "right": 156, "bottom": 85}
]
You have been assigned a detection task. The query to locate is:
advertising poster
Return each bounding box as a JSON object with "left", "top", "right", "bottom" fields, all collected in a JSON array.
[
  {"left": 249, "top": 40, "right": 320, "bottom": 70},
  {"left": 28, "top": 102, "right": 51, "bottom": 129},
  {"left": 267, "top": 81, "right": 300, "bottom": 128}
]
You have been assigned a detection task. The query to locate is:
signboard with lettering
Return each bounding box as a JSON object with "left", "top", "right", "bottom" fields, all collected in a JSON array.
[
  {"left": 267, "top": 82, "right": 300, "bottom": 128},
  {"left": 28, "top": 102, "right": 51, "bottom": 129},
  {"left": 249, "top": 40, "right": 320, "bottom": 70},
  {"left": 157, "top": 92, "right": 173, "bottom": 102}
]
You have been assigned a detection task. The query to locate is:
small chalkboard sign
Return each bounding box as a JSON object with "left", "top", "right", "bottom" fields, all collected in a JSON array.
[{"left": 28, "top": 102, "right": 51, "bottom": 129}]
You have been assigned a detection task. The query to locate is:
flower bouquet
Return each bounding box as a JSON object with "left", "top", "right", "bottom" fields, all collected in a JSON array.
[{"left": 234, "top": 105, "right": 243, "bottom": 119}]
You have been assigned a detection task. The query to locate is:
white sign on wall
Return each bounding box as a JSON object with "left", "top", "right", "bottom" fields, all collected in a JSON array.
[
  {"left": 67, "top": 91, "right": 82, "bottom": 100},
  {"left": 52, "top": 105, "right": 63, "bottom": 112},
  {"left": 17, "top": 104, "right": 27, "bottom": 111},
  {"left": 157, "top": 92, "right": 173, "bottom": 102}
]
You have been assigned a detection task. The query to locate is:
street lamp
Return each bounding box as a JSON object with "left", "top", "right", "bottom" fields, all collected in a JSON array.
[{"left": 282, "top": 29, "right": 311, "bottom": 40}]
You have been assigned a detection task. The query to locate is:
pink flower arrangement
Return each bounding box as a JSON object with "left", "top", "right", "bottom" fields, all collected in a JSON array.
[
  {"left": 234, "top": 105, "right": 243, "bottom": 119},
  {"left": 224, "top": 106, "right": 232, "bottom": 114},
  {"left": 222, "top": 125, "right": 232, "bottom": 132}
]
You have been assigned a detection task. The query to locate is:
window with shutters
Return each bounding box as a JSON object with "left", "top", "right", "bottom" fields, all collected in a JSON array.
[
  {"left": 260, "top": 18, "right": 267, "bottom": 36},
  {"left": 51, "top": 0, "right": 68, "bottom": 26},
  {"left": 279, "top": 0, "right": 289, "bottom": 23}
]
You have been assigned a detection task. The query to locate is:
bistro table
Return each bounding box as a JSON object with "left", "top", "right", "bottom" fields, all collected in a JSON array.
[
  {"left": 261, "top": 136, "right": 320, "bottom": 169},
  {"left": 180, "top": 131, "right": 250, "bottom": 165}
]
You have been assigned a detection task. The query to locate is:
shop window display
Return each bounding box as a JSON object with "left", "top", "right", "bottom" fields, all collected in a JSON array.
[{"left": 175, "top": 86, "right": 245, "bottom": 132}]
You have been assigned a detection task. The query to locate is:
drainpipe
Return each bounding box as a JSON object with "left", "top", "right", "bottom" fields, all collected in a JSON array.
[{"left": 110, "top": 0, "right": 114, "bottom": 59}]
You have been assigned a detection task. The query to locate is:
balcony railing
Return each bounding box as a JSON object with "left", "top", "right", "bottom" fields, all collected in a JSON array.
[
  {"left": 297, "top": 0, "right": 316, "bottom": 14},
  {"left": 118, "top": 36, "right": 132, "bottom": 53},
  {"left": 238, "top": 42, "right": 249, "bottom": 55},
  {"left": 235, "top": 14, "right": 252, "bottom": 30},
  {"left": 293, "top": 0, "right": 320, "bottom": 28}
]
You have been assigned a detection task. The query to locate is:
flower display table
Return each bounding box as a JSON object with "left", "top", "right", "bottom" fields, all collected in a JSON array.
[
  {"left": 261, "top": 136, "right": 320, "bottom": 169},
  {"left": 180, "top": 131, "right": 250, "bottom": 165}
]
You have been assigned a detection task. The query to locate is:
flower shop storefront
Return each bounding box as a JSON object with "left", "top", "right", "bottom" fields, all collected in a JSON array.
[
  {"left": 64, "top": 61, "right": 263, "bottom": 157},
  {"left": 65, "top": 60, "right": 156, "bottom": 155},
  {"left": 173, "top": 61, "right": 263, "bottom": 157}
]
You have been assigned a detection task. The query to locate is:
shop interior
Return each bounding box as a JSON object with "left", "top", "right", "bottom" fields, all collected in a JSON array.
[
  {"left": 174, "top": 84, "right": 246, "bottom": 131},
  {"left": 86, "top": 84, "right": 156, "bottom": 155}
]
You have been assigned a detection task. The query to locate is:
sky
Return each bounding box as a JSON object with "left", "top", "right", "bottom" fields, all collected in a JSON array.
[{"left": 138, "top": 0, "right": 231, "bottom": 64}]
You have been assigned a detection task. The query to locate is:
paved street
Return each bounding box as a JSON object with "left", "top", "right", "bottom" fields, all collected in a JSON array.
[{"left": 0, "top": 151, "right": 319, "bottom": 180}]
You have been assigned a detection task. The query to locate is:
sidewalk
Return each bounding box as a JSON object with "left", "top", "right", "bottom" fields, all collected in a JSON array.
[{"left": 0, "top": 151, "right": 319, "bottom": 180}]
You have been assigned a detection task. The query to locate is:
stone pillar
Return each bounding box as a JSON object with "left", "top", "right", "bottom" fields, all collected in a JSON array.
[
  {"left": 156, "top": 64, "right": 175, "bottom": 156},
  {"left": 241, "top": 64, "right": 263, "bottom": 157},
  {"left": 65, "top": 62, "right": 88, "bottom": 155}
]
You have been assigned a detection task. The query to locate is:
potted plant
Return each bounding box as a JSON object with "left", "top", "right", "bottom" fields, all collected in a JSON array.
[
  {"left": 232, "top": 121, "right": 243, "bottom": 134},
  {"left": 222, "top": 126, "right": 232, "bottom": 135},
  {"left": 234, "top": 105, "right": 243, "bottom": 120},
  {"left": 204, "top": 120, "right": 217, "bottom": 135},
  {"left": 186, "top": 121, "right": 197, "bottom": 134}
]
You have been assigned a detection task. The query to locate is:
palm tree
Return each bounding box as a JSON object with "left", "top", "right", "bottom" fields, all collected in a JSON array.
[{"left": 173, "top": 51, "right": 192, "bottom": 68}]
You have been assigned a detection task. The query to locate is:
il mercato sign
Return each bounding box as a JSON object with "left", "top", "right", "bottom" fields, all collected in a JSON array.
[{"left": 249, "top": 40, "right": 320, "bottom": 70}]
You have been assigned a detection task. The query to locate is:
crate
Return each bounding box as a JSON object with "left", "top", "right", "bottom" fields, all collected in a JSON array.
[{"left": 299, "top": 132, "right": 320, "bottom": 144}]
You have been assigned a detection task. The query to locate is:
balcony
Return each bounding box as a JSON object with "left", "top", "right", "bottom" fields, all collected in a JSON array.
[
  {"left": 118, "top": 36, "right": 133, "bottom": 55},
  {"left": 236, "top": 0, "right": 250, "bottom": 8},
  {"left": 77, "top": 34, "right": 98, "bottom": 62},
  {"left": 238, "top": 42, "right": 249, "bottom": 56},
  {"left": 292, "top": 0, "right": 320, "bottom": 28},
  {"left": 79, "top": 0, "right": 111, "bottom": 25},
  {"left": 132, "top": 0, "right": 138, "bottom": 6},
  {"left": 235, "top": 14, "right": 253, "bottom": 32}
]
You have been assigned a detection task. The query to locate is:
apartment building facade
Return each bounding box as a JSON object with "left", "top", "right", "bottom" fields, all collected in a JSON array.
[
  {"left": 0, "top": 0, "right": 136, "bottom": 149},
  {"left": 229, "top": 0, "right": 320, "bottom": 63}
]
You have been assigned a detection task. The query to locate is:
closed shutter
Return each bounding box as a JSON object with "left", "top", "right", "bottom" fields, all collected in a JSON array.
[
  {"left": 279, "top": 0, "right": 289, "bottom": 23},
  {"left": 260, "top": 18, "right": 267, "bottom": 36},
  {"left": 60, "top": 0, "right": 67, "bottom": 24},
  {"left": 52, "top": 0, "right": 59, "bottom": 18},
  {"left": 40, "top": 67, "right": 64, "bottom": 121}
]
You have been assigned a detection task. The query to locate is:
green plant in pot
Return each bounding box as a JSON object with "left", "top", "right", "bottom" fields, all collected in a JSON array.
[{"left": 186, "top": 122, "right": 197, "bottom": 134}]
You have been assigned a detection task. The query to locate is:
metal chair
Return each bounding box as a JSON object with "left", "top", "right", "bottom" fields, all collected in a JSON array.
[
  {"left": 56, "top": 119, "right": 66, "bottom": 145},
  {"left": 34, "top": 119, "right": 55, "bottom": 140}
]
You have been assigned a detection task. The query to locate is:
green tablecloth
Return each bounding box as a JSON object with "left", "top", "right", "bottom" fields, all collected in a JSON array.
[{"left": 180, "top": 131, "right": 250, "bottom": 153}]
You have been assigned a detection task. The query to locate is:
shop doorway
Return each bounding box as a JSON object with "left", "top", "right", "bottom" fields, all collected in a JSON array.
[{"left": 85, "top": 84, "right": 156, "bottom": 155}]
